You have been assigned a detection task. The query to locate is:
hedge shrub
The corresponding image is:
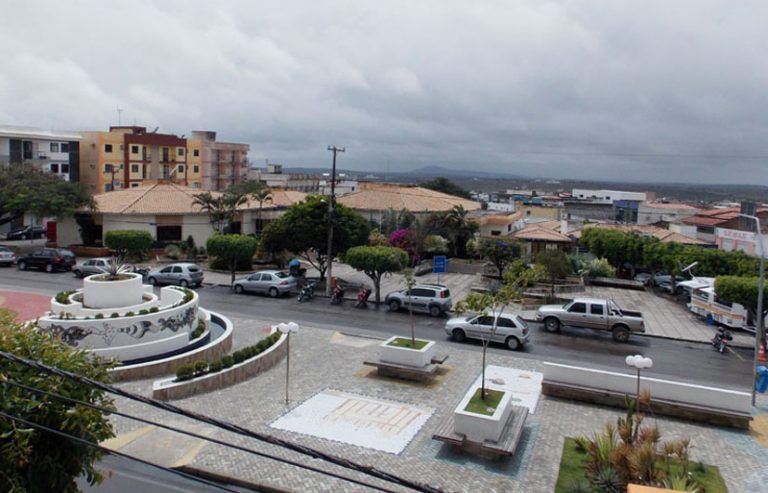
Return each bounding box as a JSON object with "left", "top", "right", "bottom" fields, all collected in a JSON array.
[{"left": 104, "top": 230, "right": 153, "bottom": 261}]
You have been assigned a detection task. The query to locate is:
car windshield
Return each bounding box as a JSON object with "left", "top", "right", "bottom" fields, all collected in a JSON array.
[{"left": 274, "top": 272, "right": 289, "bottom": 279}]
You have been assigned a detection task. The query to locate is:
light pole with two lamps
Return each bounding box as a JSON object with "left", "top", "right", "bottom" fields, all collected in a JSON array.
[
  {"left": 277, "top": 322, "right": 300, "bottom": 406},
  {"left": 625, "top": 354, "right": 653, "bottom": 405},
  {"left": 738, "top": 213, "right": 765, "bottom": 406}
]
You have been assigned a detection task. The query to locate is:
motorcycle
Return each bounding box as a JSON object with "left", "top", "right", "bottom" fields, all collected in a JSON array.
[
  {"left": 711, "top": 327, "right": 733, "bottom": 354},
  {"left": 330, "top": 284, "right": 345, "bottom": 305},
  {"left": 354, "top": 287, "right": 372, "bottom": 309},
  {"left": 298, "top": 281, "right": 316, "bottom": 302}
]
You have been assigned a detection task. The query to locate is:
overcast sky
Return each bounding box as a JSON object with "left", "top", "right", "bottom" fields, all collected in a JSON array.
[{"left": 1, "top": 1, "right": 766, "bottom": 184}]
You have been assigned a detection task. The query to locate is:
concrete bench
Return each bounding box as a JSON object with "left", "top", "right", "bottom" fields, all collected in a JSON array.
[
  {"left": 363, "top": 360, "right": 439, "bottom": 381},
  {"left": 542, "top": 362, "right": 752, "bottom": 429},
  {"left": 432, "top": 405, "right": 528, "bottom": 459}
]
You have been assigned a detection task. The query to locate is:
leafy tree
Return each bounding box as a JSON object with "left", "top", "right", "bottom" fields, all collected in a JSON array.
[
  {"left": 536, "top": 249, "right": 572, "bottom": 299},
  {"left": 345, "top": 246, "right": 408, "bottom": 306},
  {"left": 472, "top": 237, "right": 523, "bottom": 278},
  {"left": 206, "top": 234, "right": 258, "bottom": 287},
  {"left": 0, "top": 320, "right": 115, "bottom": 492},
  {"left": 455, "top": 261, "right": 544, "bottom": 399},
  {"left": 426, "top": 205, "right": 478, "bottom": 257},
  {"left": 423, "top": 235, "right": 449, "bottom": 256},
  {"left": 104, "top": 230, "right": 153, "bottom": 261},
  {"left": 225, "top": 179, "right": 267, "bottom": 197},
  {"left": 419, "top": 177, "right": 472, "bottom": 199},
  {"left": 192, "top": 191, "right": 247, "bottom": 234},
  {"left": 0, "top": 163, "right": 94, "bottom": 226},
  {"left": 260, "top": 196, "right": 369, "bottom": 281},
  {"left": 368, "top": 230, "right": 390, "bottom": 246}
]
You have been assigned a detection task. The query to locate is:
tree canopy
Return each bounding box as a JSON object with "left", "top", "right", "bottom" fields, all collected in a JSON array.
[
  {"left": 0, "top": 163, "right": 94, "bottom": 225},
  {"left": 536, "top": 249, "right": 572, "bottom": 298},
  {"left": 104, "top": 230, "right": 154, "bottom": 261},
  {"left": 345, "top": 246, "right": 408, "bottom": 305},
  {"left": 260, "top": 196, "right": 370, "bottom": 280},
  {"left": 192, "top": 191, "right": 247, "bottom": 234},
  {"left": 418, "top": 177, "right": 472, "bottom": 199},
  {"left": 715, "top": 275, "right": 768, "bottom": 323},
  {"left": 207, "top": 234, "right": 258, "bottom": 286},
  {"left": 468, "top": 237, "right": 523, "bottom": 277},
  {"left": 0, "top": 320, "right": 115, "bottom": 492}
]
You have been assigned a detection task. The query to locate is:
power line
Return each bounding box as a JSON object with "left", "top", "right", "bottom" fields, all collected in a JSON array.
[
  {"left": 0, "top": 350, "right": 444, "bottom": 493},
  {"left": 0, "top": 410, "right": 242, "bottom": 493},
  {"left": 0, "top": 378, "right": 402, "bottom": 493}
]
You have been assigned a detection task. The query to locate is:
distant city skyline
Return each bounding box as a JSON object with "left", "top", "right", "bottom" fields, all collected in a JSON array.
[{"left": 1, "top": 1, "right": 766, "bottom": 185}]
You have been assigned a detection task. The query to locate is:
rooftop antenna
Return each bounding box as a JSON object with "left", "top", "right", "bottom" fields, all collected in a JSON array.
[
  {"left": 150, "top": 126, "right": 159, "bottom": 134},
  {"left": 680, "top": 261, "right": 699, "bottom": 280},
  {"left": 117, "top": 108, "right": 123, "bottom": 126}
]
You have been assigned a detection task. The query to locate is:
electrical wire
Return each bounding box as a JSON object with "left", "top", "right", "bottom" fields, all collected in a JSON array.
[
  {"left": 0, "top": 378, "right": 403, "bottom": 493},
  {"left": 0, "top": 351, "right": 444, "bottom": 493},
  {"left": 0, "top": 410, "right": 242, "bottom": 493}
]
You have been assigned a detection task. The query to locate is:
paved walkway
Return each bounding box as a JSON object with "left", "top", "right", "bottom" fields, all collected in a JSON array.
[
  {"left": 107, "top": 317, "right": 768, "bottom": 493},
  {"left": 0, "top": 289, "right": 51, "bottom": 322}
]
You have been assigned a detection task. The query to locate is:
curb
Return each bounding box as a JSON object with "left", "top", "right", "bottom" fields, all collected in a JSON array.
[{"left": 175, "top": 464, "right": 291, "bottom": 493}]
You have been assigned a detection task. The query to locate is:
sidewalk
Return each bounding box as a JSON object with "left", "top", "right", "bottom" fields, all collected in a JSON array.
[{"left": 106, "top": 316, "right": 768, "bottom": 493}]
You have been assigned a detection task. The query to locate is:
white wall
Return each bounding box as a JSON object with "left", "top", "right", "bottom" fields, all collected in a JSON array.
[
  {"left": 103, "top": 214, "right": 155, "bottom": 236},
  {"left": 182, "top": 215, "right": 216, "bottom": 246},
  {"left": 572, "top": 189, "right": 646, "bottom": 204}
]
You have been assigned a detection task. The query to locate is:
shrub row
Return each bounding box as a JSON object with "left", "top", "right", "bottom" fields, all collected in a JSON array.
[
  {"left": 190, "top": 319, "right": 206, "bottom": 340},
  {"left": 175, "top": 332, "right": 282, "bottom": 382}
]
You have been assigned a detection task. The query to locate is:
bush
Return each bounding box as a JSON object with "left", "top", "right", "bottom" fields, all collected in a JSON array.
[
  {"left": 149, "top": 306, "right": 159, "bottom": 313},
  {"left": 110, "top": 312, "right": 119, "bottom": 318},
  {"left": 125, "top": 311, "right": 135, "bottom": 317},
  {"left": 175, "top": 364, "right": 195, "bottom": 381},
  {"left": 232, "top": 350, "right": 246, "bottom": 364},
  {"left": 221, "top": 355, "right": 234, "bottom": 368},
  {"left": 209, "top": 360, "right": 224, "bottom": 373},
  {"left": 164, "top": 244, "right": 182, "bottom": 260},
  {"left": 194, "top": 360, "right": 208, "bottom": 374},
  {"left": 139, "top": 309, "right": 149, "bottom": 315},
  {"left": 104, "top": 230, "right": 153, "bottom": 261},
  {"left": 190, "top": 321, "right": 205, "bottom": 340},
  {"left": 209, "top": 256, "right": 253, "bottom": 271},
  {"left": 94, "top": 313, "right": 104, "bottom": 319},
  {"left": 55, "top": 291, "right": 74, "bottom": 305}
]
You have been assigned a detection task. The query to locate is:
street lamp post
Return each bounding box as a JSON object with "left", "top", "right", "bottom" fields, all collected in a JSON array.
[
  {"left": 625, "top": 355, "right": 653, "bottom": 405},
  {"left": 325, "top": 145, "right": 345, "bottom": 296},
  {"left": 739, "top": 213, "right": 765, "bottom": 406},
  {"left": 277, "top": 322, "right": 300, "bottom": 405}
]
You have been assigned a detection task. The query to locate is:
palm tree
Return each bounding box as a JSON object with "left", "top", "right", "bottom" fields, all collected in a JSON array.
[
  {"left": 251, "top": 188, "right": 273, "bottom": 235},
  {"left": 444, "top": 205, "right": 478, "bottom": 257},
  {"left": 193, "top": 191, "right": 247, "bottom": 234}
]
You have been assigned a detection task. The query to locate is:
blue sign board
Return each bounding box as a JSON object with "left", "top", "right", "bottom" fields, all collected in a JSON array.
[{"left": 433, "top": 256, "right": 447, "bottom": 273}]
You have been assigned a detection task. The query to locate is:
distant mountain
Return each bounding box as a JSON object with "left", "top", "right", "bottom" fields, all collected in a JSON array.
[{"left": 280, "top": 165, "right": 526, "bottom": 180}]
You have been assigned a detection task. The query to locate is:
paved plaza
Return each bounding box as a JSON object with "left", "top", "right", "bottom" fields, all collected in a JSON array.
[{"left": 107, "top": 316, "right": 768, "bottom": 493}]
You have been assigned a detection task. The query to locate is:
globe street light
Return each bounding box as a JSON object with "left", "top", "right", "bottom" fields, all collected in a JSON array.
[
  {"left": 277, "top": 322, "right": 300, "bottom": 405},
  {"left": 625, "top": 354, "right": 653, "bottom": 405}
]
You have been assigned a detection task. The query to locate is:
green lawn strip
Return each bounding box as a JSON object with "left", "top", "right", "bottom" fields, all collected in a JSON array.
[
  {"left": 464, "top": 388, "right": 504, "bottom": 416},
  {"left": 555, "top": 437, "right": 728, "bottom": 493},
  {"left": 0, "top": 308, "right": 18, "bottom": 324},
  {"left": 386, "top": 337, "right": 429, "bottom": 350}
]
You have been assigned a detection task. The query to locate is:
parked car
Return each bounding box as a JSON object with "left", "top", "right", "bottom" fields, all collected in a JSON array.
[
  {"left": 633, "top": 272, "right": 653, "bottom": 285},
  {"left": 0, "top": 246, "right": 16, "bottom": 266},
  {"left": 72, "top": 257, "right": 111, "bottom": 278},
  {"left": 233, "top": 270, "right": 297, "bottom": 297},
  {"left": 17, "top": 248, "right": 76, "bottom": 273},
  {"left": 147, "top": 263, "right": 204, "bottom": 287},
  {"left": 444, "top": 313, "right": 530, "bottom": 350},
  {"left": 535, "top": 297, "right": 645, "bottom": 342},
  {"left": 384, "top": 283, "right": 452, "bottom": 317},
  {"left": 5, "top": 225, "right": 46, "bottom": 241}
]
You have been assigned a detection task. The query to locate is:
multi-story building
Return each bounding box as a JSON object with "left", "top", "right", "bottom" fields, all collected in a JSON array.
[
  {"left": 0, "top": 125, "right": 81, "bottom": 182},
  {"left": 247, "top": 164, "right": 319, "bottom": 192},
  {"left": 189, "top": 131, "right": 249, "bottom": 191}
]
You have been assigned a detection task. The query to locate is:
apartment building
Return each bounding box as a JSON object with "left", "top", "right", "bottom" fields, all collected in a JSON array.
[
  {"left": 189, "top": 131, "right": 249, "bottom": 191},
  {"left": 247, "top": 164, "right": 319, "bottom": 192},
  {"left": 0, "top": 125, "right": 81, "bottom": 182}
]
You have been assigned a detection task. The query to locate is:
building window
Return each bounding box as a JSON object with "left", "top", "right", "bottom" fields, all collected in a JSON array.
[
  {"left": 61, "top": 164, "right": 69, "bottom": 173},
  {"left": 131, "top": 164, "right": 139, "bottom": 173},
  {"left": 104, "top": 164, "right": 113, "bottom": 173},
  {"left": 61, "top": 143, "right": 69, "bottom": 153},
  {"left": 178, "top": 165, "right": 184, "bottom": 173},
  {"left": 131, "top": 145, "right": 139, "bottom": 154},
  {"left": 193, "top": 182, "right": 200, "bottom": 188},
  {"left": 157, "top": 225, "right": 182, "bottom": 243},
  {"left": 193, "top": 165, "right": 199, "bottom": 173},
  {"left": 50, "top": 163, "right": 59, "bottom": 173},
  {"left": 131, "top": 183, "right": 138, "bottom": 188},
  {"left": 50, "top": 143, "right": 59, "bottom": 153},
  {"left": 177, "top": 148, "right": 184, "bottom": 156},
  {"left": 193, "top": 149, "right": 199, "bottom": 157},
  {"left": 105, "top": 183, "right": 113, "bottom": 192},
  {"left": 105, "top": 144, "right": 113, "bottom": 153},
  {"left": 119, "top": 144, "right": 124, "bottom": 151}
]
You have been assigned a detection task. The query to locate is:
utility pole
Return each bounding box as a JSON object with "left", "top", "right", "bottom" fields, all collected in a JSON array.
[{"left": 325, "top": 145, "right": 345, "bottom": 296}]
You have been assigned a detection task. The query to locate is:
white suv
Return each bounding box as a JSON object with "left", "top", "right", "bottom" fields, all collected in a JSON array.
[{"left": 384, "top": 283, "right": 452, "bottom": 317}]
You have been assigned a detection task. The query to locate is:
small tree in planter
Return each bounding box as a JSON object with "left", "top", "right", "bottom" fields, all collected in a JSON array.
[
  {"left": 104, "top": 230, "right": 153, "bottom": 262},
  {"left": 454, "top": 260, "right": 543, "bottom": 400},
  {"left": 206, "top": 234, "right": 258, "bottom": 287}
]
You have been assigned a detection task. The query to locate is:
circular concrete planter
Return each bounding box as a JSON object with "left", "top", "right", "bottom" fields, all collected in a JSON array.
[{"left": 83, "top": 272, "right": 143, "bottom": 308}]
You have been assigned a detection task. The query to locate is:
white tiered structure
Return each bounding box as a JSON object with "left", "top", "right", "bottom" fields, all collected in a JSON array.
[{"left": 37, "top": 272, "right": 208, "bottom": 362}]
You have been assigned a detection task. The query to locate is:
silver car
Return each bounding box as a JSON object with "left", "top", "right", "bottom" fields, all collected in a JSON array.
[
  {"left": 0, "top": 246, "right": 16, "bottom": 267},
  {"left": 233, "top": 270, "right": 297, "bottom": 297},
  {"left": 72, "top": 257, "right": 111, "bottom": 278},
  {"left": 147, "top": 263, "right": 204, "bottom": 287},
  {"left": 444, "top": 313, "right": 530, "bottom": 350}
]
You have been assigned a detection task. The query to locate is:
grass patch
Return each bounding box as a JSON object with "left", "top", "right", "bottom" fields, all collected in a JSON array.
[
  {"left": 0, "top": 308, "right": 18, "bottom": 324},
  {"left": 464, "top": 388, "right": 504, "bottom": 416},
  {"left": 386, "top": 337, "right": 429, "bottom": 350},
  {"left": 554, "top": 437, "right": 728, "bottom": 493}
]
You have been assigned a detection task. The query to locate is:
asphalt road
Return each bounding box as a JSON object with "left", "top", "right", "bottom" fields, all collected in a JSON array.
[{"left": 0, "top": 267, "right": 755, "bottom": 390}]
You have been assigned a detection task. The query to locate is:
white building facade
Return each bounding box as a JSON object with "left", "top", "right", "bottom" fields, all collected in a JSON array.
[{"left": 0, "top": 125, "right": 81, "bottom": 182}]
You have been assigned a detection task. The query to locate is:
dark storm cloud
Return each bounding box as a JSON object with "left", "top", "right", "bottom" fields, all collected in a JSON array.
[{"left": 1, "top": 1, "right": 766, "bottom": 183}]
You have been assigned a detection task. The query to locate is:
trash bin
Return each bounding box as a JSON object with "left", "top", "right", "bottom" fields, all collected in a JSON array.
[{"left": 757, "top": 366, "right": 768, "bottom": 394}]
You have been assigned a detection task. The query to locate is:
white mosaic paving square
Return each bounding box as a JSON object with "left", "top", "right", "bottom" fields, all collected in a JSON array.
[
  {"left": 478, "top": 365, "right": 543, "bottom": 414},
  {"left": 271, "top": 389, "right": 434, "bottom": 454}
]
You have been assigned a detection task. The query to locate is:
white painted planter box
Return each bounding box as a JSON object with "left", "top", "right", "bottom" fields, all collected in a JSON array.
[
  {"left": 378, "top": 336, "right": 436, "bottom": 368},
  {"left": 83, "top": 273, "right": 143, "bottom": 308},
  {"left": 453, "top": 385, "right": 513, "bottom": 443}
]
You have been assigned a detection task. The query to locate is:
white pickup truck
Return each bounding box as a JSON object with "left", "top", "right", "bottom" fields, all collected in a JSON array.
[{"left": 535, "top": 297, "right": 645, "bottom": 342}]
